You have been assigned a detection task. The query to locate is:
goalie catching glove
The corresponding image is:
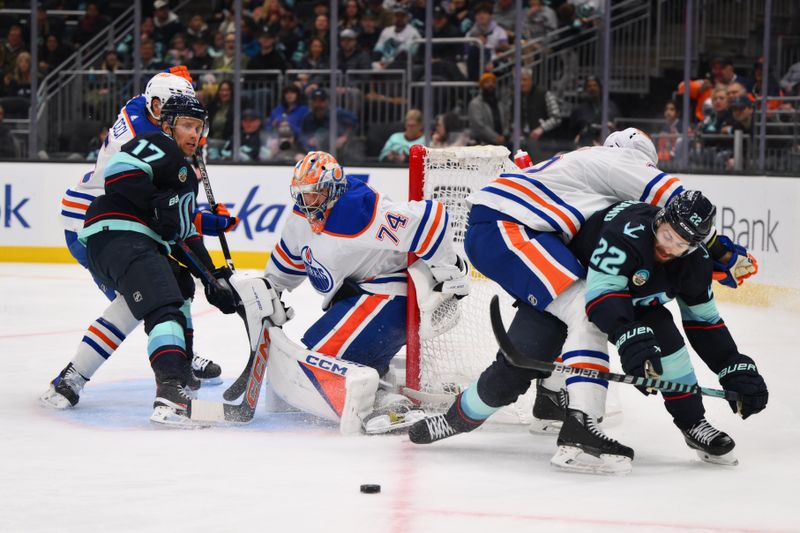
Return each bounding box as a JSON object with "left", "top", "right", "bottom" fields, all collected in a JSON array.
[
  {"left": 718, "top": 354, "right": 768, "bottom": 419},
  {"left": 429, "top": 255, "right": 470, "bottom": 299},
  {"left": 711, "top": 235, "right": 758, "bottom": 288}
]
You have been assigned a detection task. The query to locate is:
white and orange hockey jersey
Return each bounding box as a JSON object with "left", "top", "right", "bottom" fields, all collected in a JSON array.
[
  {"left": 266, "top": 177, "right": 457, "bottom": 309},
  {"left": 468, "top": 146, "right": 685, "bottom": 241},
  {"left": 59, "top": 95, "right": 160, "bottom": 232}
]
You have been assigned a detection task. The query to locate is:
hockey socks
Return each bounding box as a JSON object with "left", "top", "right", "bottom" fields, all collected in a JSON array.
[{"left": 70, "top": 296, "right": 139, "bottom": 379}]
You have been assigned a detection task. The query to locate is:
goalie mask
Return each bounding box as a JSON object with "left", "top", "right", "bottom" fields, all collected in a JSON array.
[
  {"left": 144, "top": 72, "right": 196, "bottom": 120},
  {"left": 291, "top": 151, "right": 347, "bottom": 233}
]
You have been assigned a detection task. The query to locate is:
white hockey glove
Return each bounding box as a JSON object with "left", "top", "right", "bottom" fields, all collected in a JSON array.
[
  {"left": 429, "top": 255, "right": 470, "bottom": 299},
  {"left": 228, "top": 273, "right": 294, "bottom": 351}
]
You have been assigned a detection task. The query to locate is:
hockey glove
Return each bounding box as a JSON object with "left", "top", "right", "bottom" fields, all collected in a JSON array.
[
  {"left": 711, "top": 235, "right": 758, "bottom": 288},
  {"left": 193, "top": 205, "right": 239, "bottom": 236},
  {"left": 204, "top": 266, "right": 238, "bottom": 314},
  {"left": 718, "top": 354, "right": 768, "bottom": 419},
  {"left": 151, "top": 190, "right": 181, "bottom": 241},
  {"left": 165, "top": 65, "right": 193, "bottom": 83},
  {"left": 614, "top": 322, "right": 663, "bottom": 395},
  {"left": 429, "top": 255, "right": 470, "bottom": 299}
]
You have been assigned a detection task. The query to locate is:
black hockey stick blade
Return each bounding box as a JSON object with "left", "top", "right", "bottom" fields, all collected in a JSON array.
[
  {"left": 190, "top": 324, "right": 270, "bottom": 424},
  {"left": 488, "top": 295, "right": 740, "bottom": 402},
  {"left": 222, "top": 348, "right": 256, "bottom": 401}
]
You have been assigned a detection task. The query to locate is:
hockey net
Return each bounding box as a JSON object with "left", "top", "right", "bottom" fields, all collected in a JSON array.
[{"left": 406, "top": 144, "right": 535, "bottom": 423}]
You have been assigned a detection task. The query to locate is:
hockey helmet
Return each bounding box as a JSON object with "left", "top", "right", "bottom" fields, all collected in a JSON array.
[
  {"left": 144, "top": 72, "right": 196, "bottom": 120},
  {"left": 290, "top": 151, "right": 346, "bottom": 233},
  {"left": 654, "top": 190, "right": 716, "bottom": 254},
  {"left": 603, "top": 127, "right": 658, "bottom": 166},
  {"left": 160, "top": 94, "right": 207, "bottom": 132}
]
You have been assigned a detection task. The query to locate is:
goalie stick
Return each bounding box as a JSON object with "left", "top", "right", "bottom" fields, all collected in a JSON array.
[{"left": 488, "top": 295, "right": 741, "bottom": 402}]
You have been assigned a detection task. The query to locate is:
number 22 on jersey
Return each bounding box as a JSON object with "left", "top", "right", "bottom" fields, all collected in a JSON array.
[{"left": 590, "top": 237, "right": 627, "bottom": 275}]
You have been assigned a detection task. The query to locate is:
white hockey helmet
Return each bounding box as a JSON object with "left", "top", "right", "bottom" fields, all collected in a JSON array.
[
  {"left": 144, "top": 73, "right": 196, "bottom": 120},
  {"left": 603, "top": 127, "right": 658, "bottom": 165}
]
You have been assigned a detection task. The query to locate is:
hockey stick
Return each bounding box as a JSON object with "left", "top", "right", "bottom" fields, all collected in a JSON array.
[
  {"left": 189, "top": 321, "right": 270, "bottom": 424},
  {"left": 378, "top": 380, "right": 459, "bottom": 405},
  {"left": 488, "top": 295, "right": 741, "bottom": 402},
  {"left": 194, "top": 152, "right": 234, "bottom": 270},
  {"left": 175, "top": 239, "right": 223, "bottom": 290}
]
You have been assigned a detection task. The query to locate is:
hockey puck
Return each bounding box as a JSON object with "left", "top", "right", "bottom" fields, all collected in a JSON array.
[{"left": 360, "top": 484, "right": 381, "bottom": 494}]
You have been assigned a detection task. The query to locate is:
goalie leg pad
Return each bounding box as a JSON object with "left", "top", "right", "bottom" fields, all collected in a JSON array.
[{"left": 267, "top": 328, "right": 379, "bottom": 434}]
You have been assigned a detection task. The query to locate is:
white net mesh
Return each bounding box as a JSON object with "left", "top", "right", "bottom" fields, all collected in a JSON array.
[{"left": 411, "top": 146, "right": 536, "bottom": 423}]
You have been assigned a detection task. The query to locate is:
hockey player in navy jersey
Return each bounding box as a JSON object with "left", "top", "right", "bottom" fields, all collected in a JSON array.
[
  {"left": 76, "top": 95, "right": 238, "bottom": 426},
  {"left": 41, "top": 70, "right": 237, "bottom": 409},
  {"left": 409, "top": 129, "right": 758, "bottom": 474},
  {"left": 263, "top": 151, "right": 470, "bottom": 433},
  {"left": 565, "top": 191, "right": 768, "bottom": 465}
]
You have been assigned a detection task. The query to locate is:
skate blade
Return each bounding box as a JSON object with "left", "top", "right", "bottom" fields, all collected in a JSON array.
[
  {"left": 694, "top": 448, "right": 738, "bottom": 466},
  {"left": 529, "top": 418, "right": 563, "bottom": 435},
  {"left": 363, "top": 410, "right": 427, "bottom": 435},
  {"left": 150, "top": 406, "right": 210, "bottom": 429},
  {"left": 550, "top": 445, "right": 632, "bottom": 475},
  {"left": 199, "top": 376, "right": 223, "bottom": 387},
  {"left": 39, "top": 388, "right": 74, "bottom": 410}
]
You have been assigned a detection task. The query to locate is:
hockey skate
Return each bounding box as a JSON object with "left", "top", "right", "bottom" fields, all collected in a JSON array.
[
  {"left": 362, "top": 390, "right": 426, "bottom": 435},
  {"left": 40, "top": 363, "right": 88, "bottom": 409},
  {"left": 408, "top": 401, "right": 482, "bottom": 444},
  {"left": 191, "top": 354, "right": 223, "bottom": 386},
  {"left": 681, "top": 418, "right": 738, "bottom": 466},
  {"left": 551, "top": 408, "right": 634, "bottom": 475},
  {"left": 529, "top": 380, "right": 568, "bottom": 435},
  {"left": 150, "top": 379, "right": 206, "bottom": 428}
]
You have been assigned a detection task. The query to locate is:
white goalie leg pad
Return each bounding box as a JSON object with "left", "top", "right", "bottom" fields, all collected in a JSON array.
[
  {"left": 408, "top": 260, "right": 461, "bottom": 340},
  {"left": 545, "top": 281, "right": 609, "bottom": 421},
  {"left": 228, "top": 273, "right": 291, "bottom": 351},
  {"left": 266, "top": 328, "right": 379, "bottom": 434}
]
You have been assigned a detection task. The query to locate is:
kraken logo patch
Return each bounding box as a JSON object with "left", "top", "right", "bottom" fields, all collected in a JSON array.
[
  {"left": 632, "top": 269, "right": 650, "bottom": 286},
  {"left": 178, "top": 166, "right": 188, "bottom": 183}
]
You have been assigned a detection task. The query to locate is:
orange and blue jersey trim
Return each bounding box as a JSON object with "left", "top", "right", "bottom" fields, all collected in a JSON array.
[
  {"left": 639, "top": 172, "right": 685, "bottom": 206},
  {"left": 270, "top": 239, "right": 306, "bottom": 276},
  {"left": 60, "top": 188, "right": 97, "bottom": 221},
  {"left": 410, "top": 200, "right": 449, "bottom": 260}
]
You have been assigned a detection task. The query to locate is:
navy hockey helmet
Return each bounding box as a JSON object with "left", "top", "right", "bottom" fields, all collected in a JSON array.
[
  {"left": 655, "top": 190, "right": 716, "bottom": 249},
  {"left": 160, "top": 94, "right": 207, "bottom": 129}
]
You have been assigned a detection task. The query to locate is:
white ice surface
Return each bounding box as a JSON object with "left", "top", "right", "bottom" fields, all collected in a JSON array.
[{"left": 1, "top": 263, "right": 798, "bottom": 533}]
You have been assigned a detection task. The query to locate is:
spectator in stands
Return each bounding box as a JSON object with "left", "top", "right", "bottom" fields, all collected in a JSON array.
[
  {"left": 493, "top": 0, "right": 516, "bottom": 38},
  {"left": 141, "top": 38, "right": 168, "bottom": 71},
  {"left": 714, "top": 56, "right": 753, "bottom": 91},
  {"left": 466, "top": 3, "right": 509, "bottom": 79},
  {"left": 212, "top": 32, "right": 249, "bottom": 74},
  {"left": 210, "top": 31, "right": 225, "bottom": 58},
  {"left": 223, "top": 108, "right": 269, "bottom": 162},
  {"left": 430, "top": 113, "right": 470, "bottom": 148},
  {"left": 36, "top": 6, "right": 66, "bottom": 45},
  {"left": 468, "top": 72, "right": 507, "bottom": 145},
  {"left": 207, "top": 79, "right": 235, "bottom": 143},
  {"left": 254, "top": 0, "right": 282, "bottom": 30},
  {"left": 751, "top": 57, "right": 784, "bottom": 112},
  {"left": 677, "top": 77, "right": 713, "bottom": 123},
  {"left": 298, "top": 37, "right": 329, "bottom": 71},
  {"left": 523, "top": 0, "right": 558, "bottom": 41},
  {"left": 379, "top": 108, "right": 425, "bottom": 163},
  {"left": 276, "top": 12, "right": 306, "bottom": 67},
  {"left": 187, "top": 35, "right": 214, "bottom": 71},
  {"left": 357, "top": 11, "right": 381, "bottom": 54},
  {"left": 699, "top": 86, "right": 734, "bottom": 135},
  {"left": 373, "top": 6, "right": 421, "bottom": 70},
  {"left": 431, "top": 7, "right": 463, "bottom": 63},
  {"left": 569, "top": 75, "right": 618, "bottom": 147},
  {"left": 185, "top": 14, "right": 209, "bottom": 46},
  {"left": 38, "top": 34, "right": 71, "bottom": 76},
  {"left": 779, "top": 59, "right": 800, "bottom": 96},
  {"left": 728, "top": 95, "right": 755, "bottom": 135},
  {"left": 448, "top": 0, "right": 474, "bottom": 35},
  {"left": 656, "top": 99, "right": 682, "bottom": 162},
  {"left": 299, "top": 88, "right": 361, "bottom": 160},
  {"left": 165, "top": 33, "right": 192, "bottom": 68},
  {"left": 214, "top": 1, "right": 236, "bottom": 35},
  {"left": 365, "top": 0, "right": 394, "bottom": 31},
  {"left": 153, "top": 0, "right": 184, "bottom": 51},
  {"left": 340, "top": 0, "right": 363, "bottom": 33},
  {"left": 726, "top": 81, "right": 750, "bottom": 104},
  {"left": 266, "top": 84, "right": 307, "bottom": 138},
  {"left": 516, "top": 67, "right": 562, "bottom": 160},
  {"left": 265, "top": 119, "right": 305, "bottom": 164},
  {"left": 304, "top": 1, "right": 331, "bottom": 34},
  {"left": 74, "top": 3, "right": 110, "bottom": 46},
  {"left": 248, "top": 30, "right": 288, "bottom": 75},
  {"left": 86, "top": 126, "right": 109, "bottom": 161},
  {"left": 240, "top": 17, "right": 262, "bottom": 59},
  {"left": 2, "top": 52, "right": 32, "bottom": 99},
  {"left": 0, "top": 105, "right": 20, "bottom": 159},
  {"left": 308, "top": 14, "right": 331, "bottom": 45},
  {"left": 338, "top": 29, "right": 371, "bottom": 72},
  {"left": 0, "top": 25, "right": 26, "bottom": 78}
]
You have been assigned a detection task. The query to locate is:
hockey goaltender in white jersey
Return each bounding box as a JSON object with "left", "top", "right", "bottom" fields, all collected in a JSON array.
[{"left": 259, "top": 151, "right": 469, "bottom": 434}]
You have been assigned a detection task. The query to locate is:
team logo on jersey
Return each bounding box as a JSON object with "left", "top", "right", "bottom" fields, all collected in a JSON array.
[
  {"left": 632, "top": 269, "right": 650, "bottom": 286},
  {"left": 178, "top": 166, "right": 188, "bottom": 183},
  {"left": 302, "top": 247, "right": 334, "bottom": 293},
  {"left": 133, "top": 291, "right": 143, "bottom": 302}
]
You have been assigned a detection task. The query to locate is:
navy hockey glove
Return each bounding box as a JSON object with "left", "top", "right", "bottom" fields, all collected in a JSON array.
[
  {"left": 711, "top": 235, "right": 758, "bottom": 288},
  {"left": 614, "top": 322, "right": 663, "bottom": 395},
  {"left": 151, "top": 190, "right": 181, "bottom": 241},
  {"left": 718, "top": 354, "right": 768, "bottom": 419},
  {"left": 204, "top": 266, "right": 238, "bottom": 314}
]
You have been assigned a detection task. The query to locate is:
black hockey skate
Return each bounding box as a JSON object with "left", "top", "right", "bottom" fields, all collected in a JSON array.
[
  {"left": 551, "top": 408, "right": 634, "bottom": 475},
  {"left": 191, "top": 354, "right": 222, "bottom": 386},
  {"left": 530, "top": 380, "right": 568, "bottom": 434},
  {"left": 681, "top": 418, "right": 737, "bottom": 466},
  {"left": 151, "top": 379, "right": 197, "bottom": 427},
  {"left": 40, "top": 363, "right": 88, "bottom": 409},
  {"left": 408, "top": 403, "right": 481, "bottom": 445}
]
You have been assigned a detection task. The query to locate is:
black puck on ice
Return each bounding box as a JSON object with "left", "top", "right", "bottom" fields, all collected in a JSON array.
[{"left": 360, "top": 484, "right": 381, "bottom": 494}]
